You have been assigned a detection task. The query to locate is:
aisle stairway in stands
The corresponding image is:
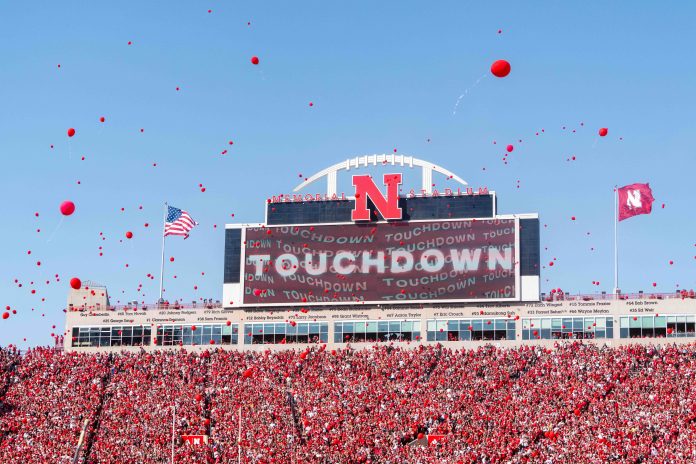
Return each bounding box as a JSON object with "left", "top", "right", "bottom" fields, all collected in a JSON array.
[
  {"left": 200, "top": 352, "right": 214, "bottom": 462},
  {"left": 80, "top": 357, "right": 114, "bottom": 463},
  {"left": 0, "top": 352, "right": 19, "bottom": 446},
  {"left": 286, "top": 390, "right": 306, "bottom": 446}
]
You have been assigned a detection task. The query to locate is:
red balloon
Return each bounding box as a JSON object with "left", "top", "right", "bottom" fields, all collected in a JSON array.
[
  {"left": 126, "top": 231, "right": 133, "bottom": 239},
  {"left": 99, "top": 117, "right": 105, "bottom": 123},
  {"left": 169, "top": 257, "right": 174, "bottom": 262},
  {"left": 598, "top": 127, "right": 608, "bottom": 137},
  {"left": 251, "top": 56, "right": 259, "bottom": 65},
  {"left": 60, "top": 200, "right": 75, "bottom": 216},
  {"left": 2, "top": 312, "right": 8, "bottom": 320},
  {"left": 67, "top": 128, "right": 76, "bottom": 137},
  {"left": 70, "top": 278, "right": 82, "bottom": 290},
  {"left": 490, "top": 60, "right": 511, "bottom": 78},
  {"left": 506, "top": 144, "right": 514, "bottom": 153}
]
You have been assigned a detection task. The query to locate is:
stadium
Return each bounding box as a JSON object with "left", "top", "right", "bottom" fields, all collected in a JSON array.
[
  {"left": 4, "top": 2, "right": 696, "bottom": 462},
  {"left": 2, "top": 156, "right": 696, "bottom": 464},
  {"left": 63, "top": 155, "right": 696, "bottom": 353}
]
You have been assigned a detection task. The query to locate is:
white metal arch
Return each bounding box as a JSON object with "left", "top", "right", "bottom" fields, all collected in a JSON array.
[{"left": 292, "top": 154, "right": 468, "bottom": 195}]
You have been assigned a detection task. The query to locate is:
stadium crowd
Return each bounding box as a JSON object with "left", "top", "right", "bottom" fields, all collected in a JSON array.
[
  {"left": 1, "top": 342, "right": 696, "bottom": 463},
  {"left": 88, "top": 350, "right": 211, "bottom": 464},
  {"left": 0, "top": 347, "right": 109, "bottom": 463}
]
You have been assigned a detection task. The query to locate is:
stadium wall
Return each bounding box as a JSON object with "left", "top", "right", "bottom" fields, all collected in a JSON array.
[{"left": 64, "top": 295, "right": 696, "bottom": 353}]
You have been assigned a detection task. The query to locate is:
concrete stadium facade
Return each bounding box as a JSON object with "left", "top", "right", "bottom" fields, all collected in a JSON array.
[{"left": 64, "top": 291, "right": 696, "bottom": 353}]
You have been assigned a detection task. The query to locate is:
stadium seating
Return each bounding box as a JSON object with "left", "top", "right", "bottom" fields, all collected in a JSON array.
[
  {"left": 1, "top": 343, "right": 696, "bottom": 463},
  {"left": 0, "top": 347, "right": 109, "bottom": 463}
]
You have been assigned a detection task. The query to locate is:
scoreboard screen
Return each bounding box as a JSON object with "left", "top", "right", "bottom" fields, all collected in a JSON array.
[{"left": 240, "top": 218, "right": 519, "bottom": 305}]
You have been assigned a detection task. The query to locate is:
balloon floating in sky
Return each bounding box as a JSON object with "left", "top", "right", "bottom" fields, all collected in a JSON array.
[
  {"left": 60, "top": 200, "right": 75, "bottom": 216},
  {"left": 506, "top": 144, "right": 514, "bottom": 153},
  {"left": 251, "top": 56, "right": 259, "bottom": 65},
  {"left": 70, "top": 278, "right": 82, "bottom": 290},
  {"left": 598, "top": 127, "right": 608, "bottom": 137},
  {"left": 490, "top": 60, "right": 511, "bottom": 78},
  {"left": 125, "top": 231, "right": 133, "bottom": 239},
  {"left": 67, "top": 128, "right": 76, "bottom": 137}
]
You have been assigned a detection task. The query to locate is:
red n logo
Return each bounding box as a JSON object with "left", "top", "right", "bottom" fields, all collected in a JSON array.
[{"left": 351, "top": 173, "right": 403, "bottom": 221}]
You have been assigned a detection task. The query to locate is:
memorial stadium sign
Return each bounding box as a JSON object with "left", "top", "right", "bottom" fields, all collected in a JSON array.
[{"left": 268, "top": 186, "right": 489, "bottom": 204}]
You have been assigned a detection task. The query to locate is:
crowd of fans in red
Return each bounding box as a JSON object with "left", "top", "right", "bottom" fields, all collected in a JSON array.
[{"left": 1, "top": 342, "right": 696, "bottom": 463}]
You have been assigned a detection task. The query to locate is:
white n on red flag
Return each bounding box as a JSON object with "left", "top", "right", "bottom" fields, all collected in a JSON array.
[
  {"left": 617, "top": 183, "right": 654, "bottom": 221},
  {"left": 181, "top": 434, "right": 208, "bottom": 446}
]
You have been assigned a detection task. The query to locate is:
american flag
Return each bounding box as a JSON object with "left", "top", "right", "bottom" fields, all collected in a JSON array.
[{"left": 164, "top": 205, "right": 197, "bottom": 238}]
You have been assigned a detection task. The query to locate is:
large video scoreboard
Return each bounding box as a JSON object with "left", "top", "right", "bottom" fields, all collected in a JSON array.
[
  {"left": 224, "top": 171, "right": 539, "bottom": 307},
  {"left": 224, "top": 156, "right": 540, "bottom": 307},
  {"left": 229, "top": 217, "right": 519, "bottom": 306}
]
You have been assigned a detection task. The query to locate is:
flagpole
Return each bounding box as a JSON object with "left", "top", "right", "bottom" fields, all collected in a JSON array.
[
  {"left": 159, "top": 202, "right": 168, "bottom": 303},
  {"left": 237, "top": 406, "right": 242, "bottom": 464},
  {"left": 171, "top": 404, "right": 176, "bottom": 464},
  {"left": 614, "top": 186, "right": 618, "bottom": 296}
]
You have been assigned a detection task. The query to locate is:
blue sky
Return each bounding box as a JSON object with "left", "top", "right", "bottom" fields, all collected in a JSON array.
[{"left": 1, "top": 1, "right": 695, "bottom": 348}]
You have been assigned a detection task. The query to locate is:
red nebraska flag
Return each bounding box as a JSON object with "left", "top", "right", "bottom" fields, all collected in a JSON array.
[
  {"left": 427, "top": 435, "right": 446, "bottom": 445},
  {"left": 181, "top": 435, "right": 208, "bottom": 446},
  {"left": 618, "top": 183, "right": 654, "bottom": 221}
]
